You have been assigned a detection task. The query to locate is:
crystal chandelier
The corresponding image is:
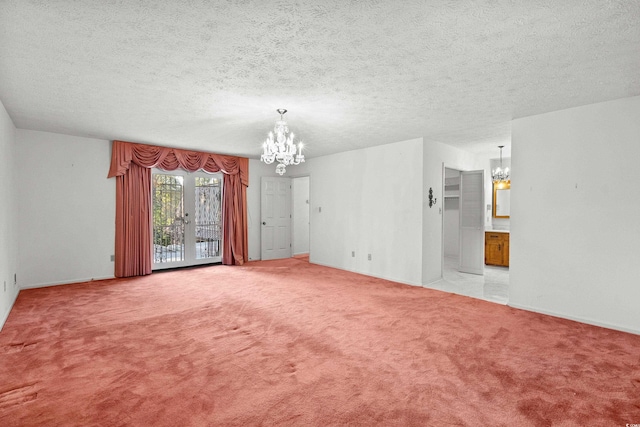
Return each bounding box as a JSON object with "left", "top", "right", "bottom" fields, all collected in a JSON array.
[
  {"left": 260, "top": 109, "right": 305, "bottom": 175},
  {"left": 492, "top": 145, "right": 510, "bottom": 183}
]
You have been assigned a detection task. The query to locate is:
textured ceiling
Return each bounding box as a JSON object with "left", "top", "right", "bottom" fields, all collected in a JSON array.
[{"left": 1, "top": 1, "right": 639, "bottom": 160}]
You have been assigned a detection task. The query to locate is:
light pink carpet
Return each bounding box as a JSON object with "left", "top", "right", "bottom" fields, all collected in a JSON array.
[{"left": 1, "top": 257, "right": 639, "bottom": 425}]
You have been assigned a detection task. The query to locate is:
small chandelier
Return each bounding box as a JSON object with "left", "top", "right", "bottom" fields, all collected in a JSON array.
[
  {"left": 492, "top": 145, "right": 510, "bottom": 183},
  {"left": 260, "top": 109, "right": 305, "bottom": 175}
]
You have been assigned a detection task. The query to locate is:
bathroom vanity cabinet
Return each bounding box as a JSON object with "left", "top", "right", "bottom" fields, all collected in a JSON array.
[{"left": 485, "top": 231, "right": 509, "bottom": 267}]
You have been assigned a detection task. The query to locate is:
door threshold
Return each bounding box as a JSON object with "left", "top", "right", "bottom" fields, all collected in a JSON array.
[{"left": 153, "top": 262, "right": 222, "bottom": 273}]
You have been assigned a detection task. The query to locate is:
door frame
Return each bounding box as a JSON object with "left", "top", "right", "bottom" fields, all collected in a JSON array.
[
  {"left": 259, "top": 173, "right": 311, "bottom": 262},
  {"left": 291, "top": 175, "right": 310, "bottom": 256}
]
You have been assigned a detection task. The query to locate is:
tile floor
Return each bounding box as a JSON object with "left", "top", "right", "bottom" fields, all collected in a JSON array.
[{"left": 426, "top": 256, "right": 509, "bottom": 305}]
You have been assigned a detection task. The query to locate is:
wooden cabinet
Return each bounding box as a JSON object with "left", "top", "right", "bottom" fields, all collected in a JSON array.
[{"left": 485, "top": 232, "right": 509, "bottom": 267}]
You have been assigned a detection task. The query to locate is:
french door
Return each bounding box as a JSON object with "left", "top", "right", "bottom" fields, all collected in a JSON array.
[{"left": 152, "top": 169, "right": 223, "bottom": 269}]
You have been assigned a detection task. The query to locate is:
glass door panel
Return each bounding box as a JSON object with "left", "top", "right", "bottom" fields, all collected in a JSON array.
[
  {"left": 153, "top": 173, "right": 186, "bottom": 267},
  {"left": 152, "top": 170, "right": 223, "bottom": 269},
  {"left": 194, "top": 175, "right": 222, "bottom": 261}
]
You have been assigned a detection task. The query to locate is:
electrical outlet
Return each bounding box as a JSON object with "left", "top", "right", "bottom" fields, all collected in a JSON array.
[
  {"left": 351, "top": 251, "right": 355, "bottom": 257},
  {"left": 110, "top": 255, "right": 115, "bottom": 262},
  {"left": 368, "top": 254, "right": 372, "bottom": 261},
  {"left": 14, "top": 273, "right": 17, "bottom": 286}
]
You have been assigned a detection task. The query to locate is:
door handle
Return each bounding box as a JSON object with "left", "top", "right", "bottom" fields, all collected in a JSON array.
[
  {"left": 176, "top": 215, "right": 190, "bottom": 225},
  {"left": 262, "top": 222, "right": 266, "bottom": 225}
]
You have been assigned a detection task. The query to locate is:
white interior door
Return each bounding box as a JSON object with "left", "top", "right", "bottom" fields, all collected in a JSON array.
[
  {"left": 459, "top": 170, "right": 484, "bottom": 275},
  {"left": 152, "top": 169, "right": 223, "bottom": 269},
  {"left": 261, "top": 176, "right": 292, "bottom": 260}
]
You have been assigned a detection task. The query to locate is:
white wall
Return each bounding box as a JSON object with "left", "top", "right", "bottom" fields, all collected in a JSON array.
[
  {"left": 309, "top": 138, "right": 424, "bottom": 285},
  {"left": 249, "top": 139, "right": 424, "bottom": 286},
  {"left": 15, "top": 130, "right": 115, "bottom": 288},
  {"left": 0, "top": 99, "right": 18, "bottom": 329},
  {"left": 249, "top": 138, "right": 483, "bottom": 287},
  {"left": 292, "top": 176, "right": 310, "bottom": 255},
  {"left": 511, "top": 95, "right": 640, "bottom": 334},
  {"left": 422, "top": 141, "right": 485, "bottom": 284}
]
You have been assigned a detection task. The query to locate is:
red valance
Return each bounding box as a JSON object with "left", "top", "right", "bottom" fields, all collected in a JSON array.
[
  {"left": 108, "top": 140, "right": 249, "bottom": 277},
  {"left": 108, "top": 140, "right": 248, "bottom": 186}
]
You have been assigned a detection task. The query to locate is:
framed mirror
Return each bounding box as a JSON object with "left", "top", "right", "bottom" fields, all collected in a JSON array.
[{"left": 493, "top": 181, "right": 510, "bottom": 218}]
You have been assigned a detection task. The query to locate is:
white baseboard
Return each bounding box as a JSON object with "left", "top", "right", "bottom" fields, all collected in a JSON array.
[
  {"left": 20, "top": 275, "right": 115, "bottom": 290},
  {"left": 508, "top": 302, "right": 640, "bottom": 336},
  {"left": 0, "top": 289, "right": 20, "bottom": 332},
  {"left": 422, "top": 278, "right": 444, "bottom": 288},
  {"left": 308, "top": 261, "right": 423, "bottom": 288}
]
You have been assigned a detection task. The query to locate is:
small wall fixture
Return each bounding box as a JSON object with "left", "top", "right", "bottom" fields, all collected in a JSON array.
[{"left": 428, "top": 187, "right": 437, "bottom": 208}]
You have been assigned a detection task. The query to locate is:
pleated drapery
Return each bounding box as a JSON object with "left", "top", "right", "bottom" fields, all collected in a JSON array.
[
  {"left": 107, "top": 140, "right": 249, "bottom": 277},
  {"left": 113, "top": 162, "right": 153, "bottom": 277}
]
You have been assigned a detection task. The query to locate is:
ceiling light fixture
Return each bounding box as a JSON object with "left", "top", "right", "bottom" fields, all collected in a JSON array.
[
  {"left": 492, "top": 145, "right": 510, "bottom": 183},
  {"left": 260, "top": 109, "right": 305, "bottom": 175}
]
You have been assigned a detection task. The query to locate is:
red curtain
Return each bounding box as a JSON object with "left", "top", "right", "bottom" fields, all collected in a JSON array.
[
  {"left": 114, "top": 162, "right": 152, "bottom": 277},
  {"left": 107, "top": 140, "right": 249, "bottom": 277}
]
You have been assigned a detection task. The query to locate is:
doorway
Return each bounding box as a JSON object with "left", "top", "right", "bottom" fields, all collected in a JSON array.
[
  {"left": 260, "top": 175, "right": 310, "bottom": 261},
  {"left": 152, "top": 169, "right": 223, "bottom": 269},
  {"left": 443, "top": 167, "right": 484, "bottom": 275},
  {"left": 440, "top": 166, "right": 508, "bottom": 304},
  {"left": 260, "top": 176, "right": 292, "bottom": 260}
]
